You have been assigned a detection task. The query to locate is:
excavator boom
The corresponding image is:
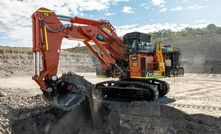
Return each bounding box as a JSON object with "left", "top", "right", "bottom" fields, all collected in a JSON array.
[
  {"left": 32, "top": 8, "right": 127, "bottom": 90},
  {"left": 32, "top": 7, "right": 184, "bottom": 110}
]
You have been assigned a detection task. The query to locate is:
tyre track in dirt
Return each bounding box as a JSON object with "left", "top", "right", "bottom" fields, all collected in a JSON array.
[
  {"left": 172, "top": 86, "right": 216, "bottom": 95},
  {"left": 169, "top": 87, "right": 221, "bottom": 100},
  {"left": 161, "top": 74, "right": 221, "bottom": 117},
  {"left": 173, "top": 97, "right": 221, "bottom": 102},
  {"left": 168, "top": 103, "right": 221, "bottom": 111}
]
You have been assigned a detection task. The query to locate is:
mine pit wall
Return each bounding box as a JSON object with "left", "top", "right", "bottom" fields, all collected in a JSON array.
[
  {"left": 163, "top": 34, "right": 221, "bottom": 73},
  {"left": 0, "top": 47, "right": 95, "bottom": 77},
  {"left": 0, "top": 33, "right": 221, "bottom": 77},
  {"left": 58, "top": 51, "right": 95, "bottom": 74}
]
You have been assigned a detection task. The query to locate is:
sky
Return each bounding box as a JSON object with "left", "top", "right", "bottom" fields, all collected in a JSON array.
[{"left": 0, "top": 0, "right": 221, "bottom": 48}]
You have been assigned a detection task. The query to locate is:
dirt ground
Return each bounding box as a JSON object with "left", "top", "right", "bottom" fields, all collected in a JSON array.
[{"left": 0, "top": 73, "right": 221, "bottom": 134}]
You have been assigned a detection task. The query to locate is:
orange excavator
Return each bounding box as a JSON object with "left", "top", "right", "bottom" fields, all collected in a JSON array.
[{"left": 32, "top": 8, "right": 184, "bottom": 110}]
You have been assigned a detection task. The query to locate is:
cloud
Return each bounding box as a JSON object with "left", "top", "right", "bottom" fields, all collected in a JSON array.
[
  {"left": 139, "top": 3, "right": 146, "bottom": 7},
  {"left": 0, "top": 0, "right": 128, "bottom": 47},
  {"left": 170, "top": 6, "right": 183, "bottom": 11},
  {"left": 187, "top": 5, "right": 205, "bottom": 10},
  {"left": 105, "top": 12, "right": 115, "bottom": 16},
  {"left": 116, "top": 21, "right": 210, "bottom": 36},
  {"left": 182, "top": 0, "right": 188, "bottom": 3},
  {"left": 194, "top": 19, "right": 210, "bottom": 24},
  {"left": 200, "top": 0, "right": 208, "bottom": 2},
  {"left": 169, "top": 5, "right": 204, "bottom": 12},
  {"left": 151, "top": 0, "right": 166, "bottom": 7},
  {"left": 0, "top": 0, "right": 210, "bottom": 48},
  {"left": 122, "top": 6, "right": 134, "bottom": 13},
  {"left": 139, "top": 3, "right": 149, "bottom": 10},
  {"left": 145, "top": 7, "right": 150, "bottom": 10},
  {"left": 160, "top": 7, "right": 167, "bottom": 12}
]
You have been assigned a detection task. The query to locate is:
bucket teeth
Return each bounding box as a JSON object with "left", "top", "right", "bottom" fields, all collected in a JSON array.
[{"left": 51, "top": 72, "right": 92, "bottom": 111}]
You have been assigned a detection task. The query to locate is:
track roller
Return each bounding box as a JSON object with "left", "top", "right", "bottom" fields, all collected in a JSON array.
[{"left": 94, "top": 79, "right": 159, "bottom": 102}]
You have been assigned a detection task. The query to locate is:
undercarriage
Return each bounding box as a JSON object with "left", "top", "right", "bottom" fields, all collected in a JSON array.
[
  {"left": 42, "top": 72, "right": 170, "bottom": 111},
  {"left": 94, "top": 78, "right": 169, "bottom": 102}
]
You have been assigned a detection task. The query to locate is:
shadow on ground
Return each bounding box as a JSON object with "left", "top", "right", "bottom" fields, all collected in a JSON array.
[{"left": 155, "top": 96, "right": 176, "bottom": 104}]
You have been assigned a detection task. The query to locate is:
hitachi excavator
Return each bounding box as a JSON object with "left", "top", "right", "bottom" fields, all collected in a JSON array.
[{"left": 32, "top": 8, "right": 184, "bottom": 111}]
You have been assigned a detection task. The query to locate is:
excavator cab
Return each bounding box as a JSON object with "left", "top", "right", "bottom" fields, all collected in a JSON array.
[
  {"left": 124, "top": 32, "right": 162, "bottom": 79},
  {"left": 123, "top": 32, "right": 184, "bottom": 79},
  {"left": 123, "top": 32, "right": 152, "bottom": 54}
]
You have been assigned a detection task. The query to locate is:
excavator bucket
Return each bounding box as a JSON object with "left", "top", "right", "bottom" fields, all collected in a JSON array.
[
  {"left": 53, "top": 83, "right": 85, "bottom": 111},
  {"left": 43, "top": 73, "right": 93, "bottom": 111}
]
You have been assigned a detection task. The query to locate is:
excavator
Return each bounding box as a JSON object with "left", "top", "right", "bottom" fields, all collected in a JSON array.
[{"left": 32, "top": 8, "right": 184, "bottom": 111}]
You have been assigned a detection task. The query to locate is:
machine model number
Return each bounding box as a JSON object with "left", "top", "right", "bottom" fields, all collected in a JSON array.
[{"left": 146, "top": 72, "right": 161, "bottom": 76}]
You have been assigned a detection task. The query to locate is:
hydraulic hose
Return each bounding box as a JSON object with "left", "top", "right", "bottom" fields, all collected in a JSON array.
[{"left": 40, "top": 19, "right": 71, "bottom": 33}]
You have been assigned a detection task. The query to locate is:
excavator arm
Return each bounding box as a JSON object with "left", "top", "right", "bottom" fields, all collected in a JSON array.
[
  {"left": 32, "top": 7, "right": 183, "bottom": 111},
  {"left": 32, "top": 8, "right": 127, "bottom": 90}
]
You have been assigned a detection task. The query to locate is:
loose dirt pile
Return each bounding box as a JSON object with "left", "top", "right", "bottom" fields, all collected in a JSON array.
[
  {"left": 48, "top": 101, "right": 221, "bottom": 134},
  {"left": 0, "top": 73, "right": 221, "bottom": 134},
  {"left": 1, "top": 97, "right": 221, "bottom": 134},
  {"left": 0, "top": 86, "right": 66, "bottom": 134}
]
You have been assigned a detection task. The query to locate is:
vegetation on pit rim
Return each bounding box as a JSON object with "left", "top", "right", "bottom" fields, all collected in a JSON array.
[{"left": 151, "top": 24, "right": 220, "bottom": 42}]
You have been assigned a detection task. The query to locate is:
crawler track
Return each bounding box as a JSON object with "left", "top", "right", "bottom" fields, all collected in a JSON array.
[{"left": 94, "top": 78, "right": 170, "bottom": 102}]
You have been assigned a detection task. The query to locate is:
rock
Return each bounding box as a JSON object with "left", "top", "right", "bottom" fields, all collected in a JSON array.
[
  {"left": 0, "top": 92, "right": 6, "bottom": 97},
  {"left": 0, "top": 126, "right": 5, "bottom": 134}
]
